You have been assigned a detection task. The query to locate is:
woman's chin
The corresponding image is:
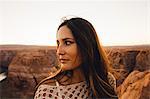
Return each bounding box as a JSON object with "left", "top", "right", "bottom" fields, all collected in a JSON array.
[
  {"left": 61, "top": 65, "right": 75, "bottom": 71},
  {"left": 61, "top": 64, "right": 69, "bottom": 71}
]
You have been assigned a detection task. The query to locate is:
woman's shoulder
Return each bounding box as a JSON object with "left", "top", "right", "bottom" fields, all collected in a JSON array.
[{"left": 48, "top": 66, "right": 62, "bottom": 79}]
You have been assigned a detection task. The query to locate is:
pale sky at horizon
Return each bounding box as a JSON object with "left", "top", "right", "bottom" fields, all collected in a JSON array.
[{"left": 0, "top": 0, "right": 150, "bottom": 46}]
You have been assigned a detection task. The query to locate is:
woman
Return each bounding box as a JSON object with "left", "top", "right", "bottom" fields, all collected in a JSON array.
[{"left": 34, "top": 17, "right": 118, "bottom": 99}]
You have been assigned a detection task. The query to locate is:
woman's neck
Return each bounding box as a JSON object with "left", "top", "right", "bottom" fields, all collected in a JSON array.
[
  {"left": 58, "top": 66, "right": 85, "bottom": 85},
  {"left": 71, "top": 67, "right": 85, "bottom": 83}
]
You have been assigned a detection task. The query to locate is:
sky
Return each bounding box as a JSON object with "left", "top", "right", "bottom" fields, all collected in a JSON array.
[{"left": 0, "top": 0, "right": 150, "bottom": 46}]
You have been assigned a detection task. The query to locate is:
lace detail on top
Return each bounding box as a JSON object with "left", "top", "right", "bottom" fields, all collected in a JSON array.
[
  {"left": 34, "top": 81, "right": 92, "bottom": 99},
  {"left": 108, "top": 72, "right": 116, "bottom": 90}
]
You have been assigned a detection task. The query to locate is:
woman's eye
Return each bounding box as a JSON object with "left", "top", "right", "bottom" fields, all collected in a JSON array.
[
  {"left": 56, "top": 41, "right": 59, "bottom": 46},
  {"left": 65, "top": 41, "right": 72, "bottom": 45}
]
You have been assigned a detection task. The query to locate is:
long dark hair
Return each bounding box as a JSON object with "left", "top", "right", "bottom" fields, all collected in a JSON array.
[{"left": 58, "top": 17, "right": 118, "bottom": 98}]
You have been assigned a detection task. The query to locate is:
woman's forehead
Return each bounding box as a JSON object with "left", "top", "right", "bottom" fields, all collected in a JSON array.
[{"left": 57, "top": 26, "right": 74, "bottom": 40}]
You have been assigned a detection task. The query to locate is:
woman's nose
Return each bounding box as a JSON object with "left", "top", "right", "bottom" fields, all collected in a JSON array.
[{"left": 56, "top": 45, "right": 65, "bottom": 55}]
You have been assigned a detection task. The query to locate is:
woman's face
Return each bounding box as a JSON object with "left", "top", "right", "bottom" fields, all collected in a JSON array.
[{"left": 56, "top": 25, "right": 82, "bottom": 71}]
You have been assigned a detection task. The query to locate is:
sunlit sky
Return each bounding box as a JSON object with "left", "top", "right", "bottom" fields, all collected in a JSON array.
[{"left": 0, "top": 0, "right": 150, "bottom": 46}]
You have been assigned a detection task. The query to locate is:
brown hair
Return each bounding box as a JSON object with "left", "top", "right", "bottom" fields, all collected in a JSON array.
[{"left": 58, "top": 17, "right": 118, "bottom": 98}]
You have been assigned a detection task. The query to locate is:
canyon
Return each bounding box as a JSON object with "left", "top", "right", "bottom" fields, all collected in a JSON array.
[{"left": 0, "top": 45, "right": 150, "bottom": 99}]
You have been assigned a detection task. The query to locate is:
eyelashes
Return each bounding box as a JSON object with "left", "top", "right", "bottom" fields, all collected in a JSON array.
[
  {"left": 57, "top": 40, "right": 60, "bottom": 46},
  {"left": 57, "top": 40, "right": 74, "bottom": 47},
  {"left": 64, "top": 41, "right": 74, "bottom": 45}
]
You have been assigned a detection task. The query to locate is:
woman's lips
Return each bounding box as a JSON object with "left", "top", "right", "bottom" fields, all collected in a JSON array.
[{"left": 59, "top": 59, "right": 69, "bottom": 63}]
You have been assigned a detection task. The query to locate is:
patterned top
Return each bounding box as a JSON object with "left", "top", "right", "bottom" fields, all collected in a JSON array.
[
  {"left": 34, "top": 81, "right": 92, "bottom": 99},
  {"left": 108, "top": 72, "right": 116, "bottom": 91},
  {"left": 34, "top": 72, "right": 116, "bottom": 99}
]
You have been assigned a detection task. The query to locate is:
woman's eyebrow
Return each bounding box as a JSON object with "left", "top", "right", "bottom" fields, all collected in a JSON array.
[{"left": 62, "top": 38, "right": 74, "bottom": 41}]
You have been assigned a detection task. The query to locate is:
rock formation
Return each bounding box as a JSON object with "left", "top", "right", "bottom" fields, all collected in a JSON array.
[
  {"left": 106, "top": 46, "right": 150, "bottom": 86},
  {"left": 0, "top": 46, "right": 58, "bottom": 98},
  {"left": 0, "top": 45, "right": 150, "bottom": 99},
  {"left": 117, "top": 70, "right": 150, "bottom": 99},
  {"left": 0, "top": 50, "right": 17, "bottom": 73}
]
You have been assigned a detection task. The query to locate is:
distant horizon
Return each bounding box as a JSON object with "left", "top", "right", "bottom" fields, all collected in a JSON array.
[{"left": 0, "top": 43, "right": 150, "bottom": 47}]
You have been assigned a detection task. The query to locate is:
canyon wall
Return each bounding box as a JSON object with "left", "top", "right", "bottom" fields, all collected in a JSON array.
[{"left": 0, "top": 45, "right": 149, "bottom": 99}]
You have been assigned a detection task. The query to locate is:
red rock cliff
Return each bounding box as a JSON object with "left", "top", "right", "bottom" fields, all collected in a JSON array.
[{"left": 0, "top": 45, "right": 149, "bottom": 99}]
